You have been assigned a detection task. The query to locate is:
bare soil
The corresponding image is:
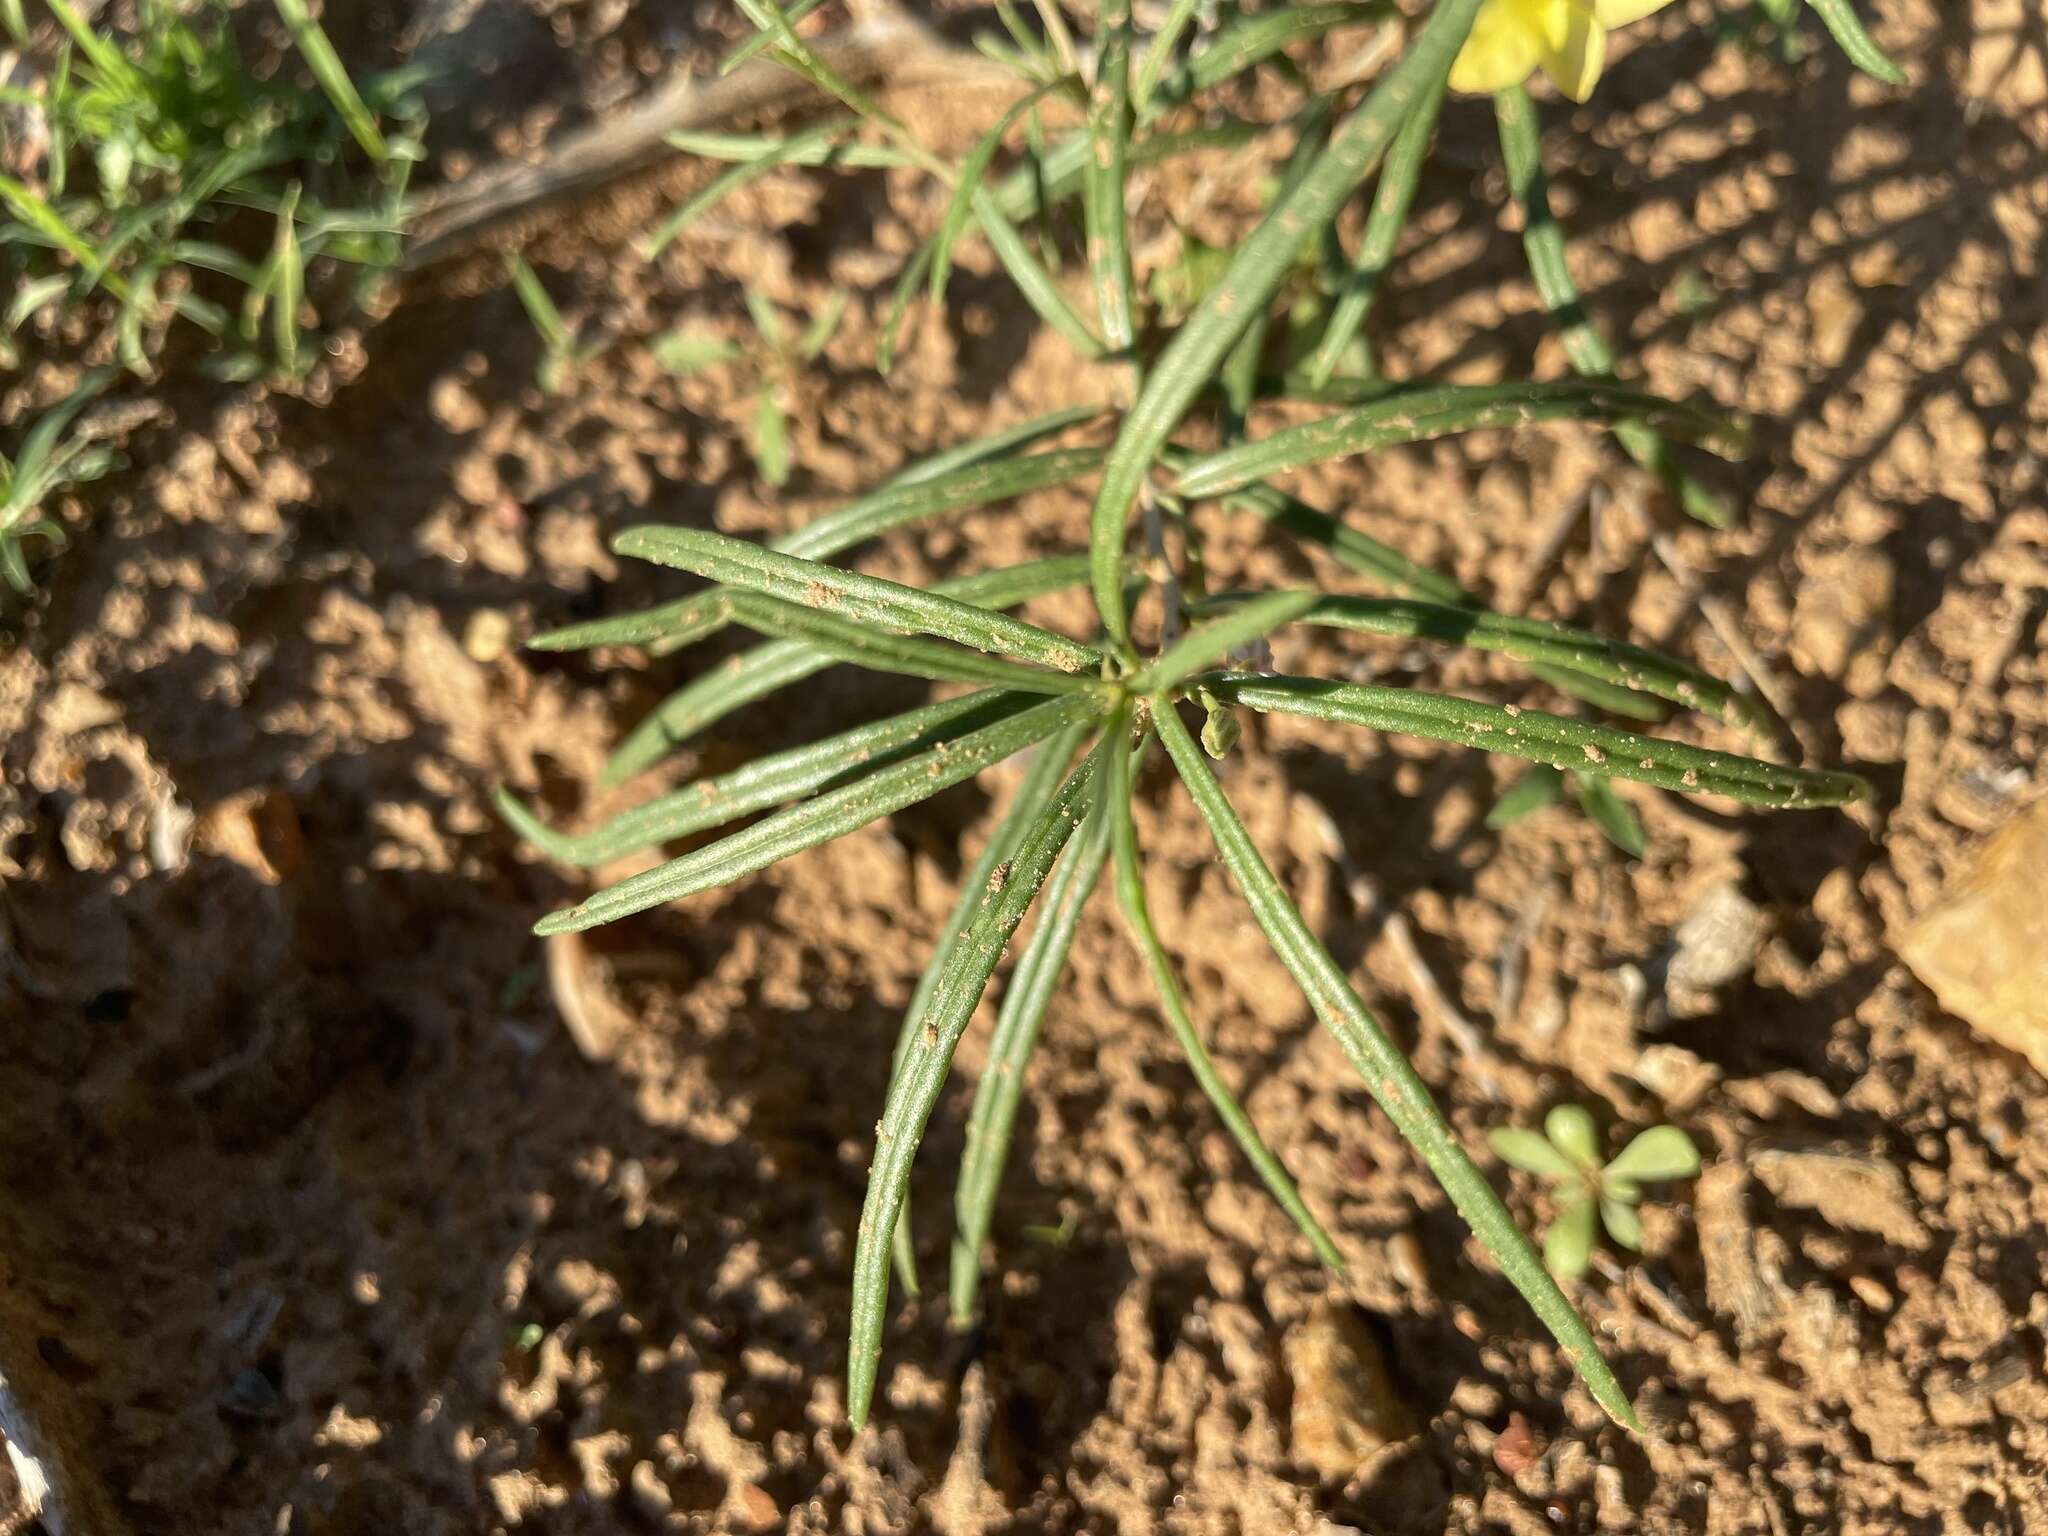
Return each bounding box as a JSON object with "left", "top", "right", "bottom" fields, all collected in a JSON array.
[{"left": 4, "top": 2, "right": 2047, "bottom": 1532}]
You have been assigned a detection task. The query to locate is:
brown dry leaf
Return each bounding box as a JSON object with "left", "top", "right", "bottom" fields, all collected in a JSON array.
[{"left": 1897, "top": 797, "right": 2048, "bottom": 1076}]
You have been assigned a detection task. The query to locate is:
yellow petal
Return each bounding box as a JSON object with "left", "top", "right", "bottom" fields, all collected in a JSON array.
[
  {"left": 1448, "top": 0, "right": 1544, "bottom": 96},
  {"left": 1536, "top": 4, "right": 1607, "bottom": 102},
  {"left": 1593, "top": 0, "right": 1676, "bottom": 24}
]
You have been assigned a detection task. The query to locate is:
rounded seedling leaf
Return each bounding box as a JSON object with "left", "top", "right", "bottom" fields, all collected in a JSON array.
[
  {"left": 1604, "top": 1125, "right": 1702, "bottom": 1185},
  {"left": 1544, "top": 1192, "right": 1597, "bottom": 1280},
  {"left": 1598, "top": 1193, "right": 1643, "bottom": 1253},
  {"left": 1544, "top": 1104, "right": 1600, "bottom": 1170},
  {"left": 1489, "top": 1126, "right": 1577, "bottom": 1180}
]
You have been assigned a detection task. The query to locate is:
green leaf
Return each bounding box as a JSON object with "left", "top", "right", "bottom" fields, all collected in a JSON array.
[
  {"left": 1494, "top": 86, "right": 1734, "bottom": 529},
  {"left": 888, "top": 721, "right": 1090, "bottom": 1294},
  {"left": 1171, "top": 2, "right": 1396, "bottom": 104},
  {"left": 602, "top": 553, "right": 1091, "bottom": 785},
  {"left": 1804, "top": 0, "right": 1907, "bottom": 84},
  {"left": 1110, "top": 713, "right": 1344, "bottom": 1269},
  {"left": 1213, "top": 477, "right": 1466, "bottom": 606},
  {"left": 930, "top": 79, "right": 1071, "bottom": 312},
  {"left": 1544, "top": 1192, "right": 1597, "bottom": 1279},
  {"left": 273, "top": 0, "right": 390, "bottom": 165},
  {"left": 644, "top": 118, "right": 853, "bottom": 258},
  {"left": 1490, "top": 1126, "right": 1578, "bottom": 1180},
  {"left": 1574, "top": 773, "right": 1646, "bottom": 859},
  {"left": 651, "top": 329, "right": 745, "bottom": 376},
  {"left": 798, "top": 291, "right": 849, "bottom": 361},
  {"left": 950, "top": 730, "right": 1118, "bottom": 1323},
  {"left": 662, "top": 128, "right": 916, "bottom": 173},
  {"left": 497, "top": 690, "right": 1039, "bottom": 867},
  {"left": 1152, "top": 699, "right": 1639, "bottom": 1430},
  {"left": 1131, "top": 0, "right": 1203, "bottom": 110},
  {"left": 724, "top": 590, "right": 1100, "bottom": 695},
  {"left": 1487, "top": 765, "right": 1565, "bottom": 830},
  {"left": 1132, "top": 590, "right": 1321, "bottom": 694},
  {"left": 612, "top": 526, "right": 1108, "bottom": 677},
  {"left": 1598, "top": 1194, "right": 1643, "bottom": 1252},
  {"left": 1604, "top": 1125, "right": 1702, "bottom": 1184},
  {"left": 1086, "top": 0, "right": 1486, "bottom": 647},
  {"left": 1544, "top": 1104, "right": 1600, "bottom": 1169},
  {"left": 1173, "top": 380, "right": 1744, "bottom": 499},
  {"left": 720, "top": 0, "right": 827, "bottom": 72},
  {"left": 1192, "top": 590, "right": 1767, "bottom": 732},
  {"left": 733, "top": 0, "right": 907, "bottom": 138},
  {"left": 849, "top": 743, "right": 1106, "bottom": 1429},
  {"left": 1083, "top": 0, "right": 1136, "bottom": 352},
  {"left": 1197, "top": 674, "right": 1869, "bottom": 809},
  {"left": 535, "top": 693, "right": 1103, "bottom": 934},
  {"left": 1308, "top": 73, "right": 1445, "bottom": 386},
  {"left": 750, "top": 391, "right": 791, "bottom": 487}
]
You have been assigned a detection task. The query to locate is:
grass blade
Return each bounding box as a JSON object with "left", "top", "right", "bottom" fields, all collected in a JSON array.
[
  {"left": 499, "top": 691, "right": 1039, "bottom": 867},
  {"left": 1132, "top": 590, "right": 1321, "bottom": 694},
  {"left": 1131, "top": 0, "right": 1203, "bottom": 110},
  {"left": 272, "top": 0, "right": 390, "bottom": 165},
  {"left": 1198, "top": 674, "right": 1868, "bottom": 807},
  {"left": 1805, "top": 0, "right": 1907, "bottom": 84},
  {"left": 536, "top": 695, "right": 1102, "bottom": 934},
  {"left": 1086, "top": 0, "right": 1487, "bottom": 647},
  {"left": 849, "top": 743, "right": 1105, "bottom": 1428},
  {"left": 603, "top": 554, "right": 1091, "bottom": 785},
  {"left": 644, "top": 118, "right": 852, "bottom": 257},
  {"left": 1152, "top": 700, "right": 1639, "bottom": 1429},
  {"left": 949, "top": 729, "right": 1117, "bottom": 1322},
  {"left": 1110, "top": 714, "right": 1343, "bottom": 1268},
  {"left": 724, "top": 591, "right": 1101, "bottom": 694},
  {"left": 1307, "top": 73, "right": 1444, "bottom": 386},
  {"left": 1494, "top": 86, "right": 1733, "bottom": 529},
  {"left": 1193, "top": 592, "right": 1766, "bottom": 731},
  {"left": 889, "top": 721, "right": 1090, "bottom": 1293},
  {"left": 1173, "top": 380, "right": 1743, "bottom": 500},
  {"left": 1083, "top": 0, "right": 1136, "bottom": 352},
  {"left": 613, "top": 527, "right": 1107, "bottom": 677}
]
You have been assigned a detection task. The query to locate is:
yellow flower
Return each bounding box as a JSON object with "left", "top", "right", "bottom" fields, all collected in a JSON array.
[{"left": 1449, "top": 0, "right": 1676, "bottom": 102}]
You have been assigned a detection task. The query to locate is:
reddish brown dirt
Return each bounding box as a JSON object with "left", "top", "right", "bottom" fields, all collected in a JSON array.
[{"left": 4, "top": 2, "right": 2047, "bottom": 1533}]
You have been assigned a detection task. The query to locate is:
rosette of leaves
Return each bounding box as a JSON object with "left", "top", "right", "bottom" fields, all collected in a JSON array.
[
  {"left": 503, "top": 0, "right": 1889, "bottom": 1430},
  {"left": 1491, "top": 1106, "right": 1703, "bottom": 1277}
]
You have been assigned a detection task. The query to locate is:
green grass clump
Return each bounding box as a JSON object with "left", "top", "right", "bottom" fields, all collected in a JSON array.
[
  {"left": 0, "top": 0, "right": 420, "bottom": 380},
  {"left": 504, "top": 0, "right": 1891, "bottom": 1430}
]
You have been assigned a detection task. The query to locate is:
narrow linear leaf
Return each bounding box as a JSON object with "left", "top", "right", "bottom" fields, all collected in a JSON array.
[
  {"left": 1573, "top": 772, "right": 1646, "bottom": 858},
  {"left": 722, "top": 0, "right": 827, "bottom": 71},
  {"left": 888, "top": 721, "right": 1090, "bottom": 1294},
  {"left": 1170, "top": 1, "right": 1396, "bottom": 105},
  {"left": 1087, "top": 0, "right": 1487, "bottom": 646},
  {"left": 1194, "top": 591, "right": 1763, "bottom": 730},
  {"left": 1805, "top": 0, "right": 1908, "bottom": 84},
  {"left": 536, "top": 694, "right": 1102, "bottom": 934},
  {"left": 603, "top": 553, "right": 1092, "bottom": 785},
  {"left": 725, "top": 590, "right": 1099, "bottom": 694},
  {"left": 1494, "top": 86, "right": 1733, "bottom": 529},
  {"left": 849, "top": 744, "right": 1105, "bottom": 1428},
  {"left": 1111, "top": 714, "right": 1344, "bottom": 1268},
  {"left": 931, "top": 79, "right": 1071, "bottom": 311},
  {"left": 1485, "top": 764, "right": 1565, "bottom": 830},
  {"left": 879, "top": 405, "right": 1105, "bottom": 491},
  {"left": 1131, "top": 0, "right": 1203, "bottom": 109},
  {"left": 663, "top": 128, "right": 915, "bottom": 171},
  {"left": 498, "top": 690, "right": 1038, "bottom": 867},
  {"left": 1198, "top": 674, "right": 1869, "bottom": 808},
  {"left": 614, "top": 526, "right": 1107, "bottom": 677},
  {"left": 950, "top": 730, "right": 1118, "bottom": 1322},
  {"left": 1152, "top": 701, "right": 1640, "bottom": 1429},
  {"left": 1174, "top": 380, "right": 1743, "bottom": 499},
  {"left": 1133, "top": 590, "right": 1321, "bottom": 694},
  {"left": 1083, "top": 0, "right": 1136, "bottom": 351},
  {"left": 645, "top": 118, "right": 853, "bottom": 257},
  {"left": 273, "top": 0, "right": 390, "bottom": 165},
  {"left": 733, "top": 0, "right": 907, "bottom": 136},
  {"left": 1307, "top": 72, "right": 1445, "bottom": 386}
]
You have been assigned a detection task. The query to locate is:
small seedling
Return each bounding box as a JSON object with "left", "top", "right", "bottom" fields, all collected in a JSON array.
[
  {"left": 650, "top": 289, "right": 846, "bottom": 487},
  {"left": 0, "top": 0, "right": 421, "bottom": 379},
  {"left": 0, "top": 371, "right": 120, "bottom": 592},
  {"left": 1490, "top": 1106, "right": 1702, "bottom": 1278},
  {"left": 1489, "top": 762, "right": 1647, "bottom": 858},
  {"left": 505, "top": 0, "right": 1895, "bottom": 1432},
  {"left": 505, "top": 255, "right": 604, "bottom": 395}
]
